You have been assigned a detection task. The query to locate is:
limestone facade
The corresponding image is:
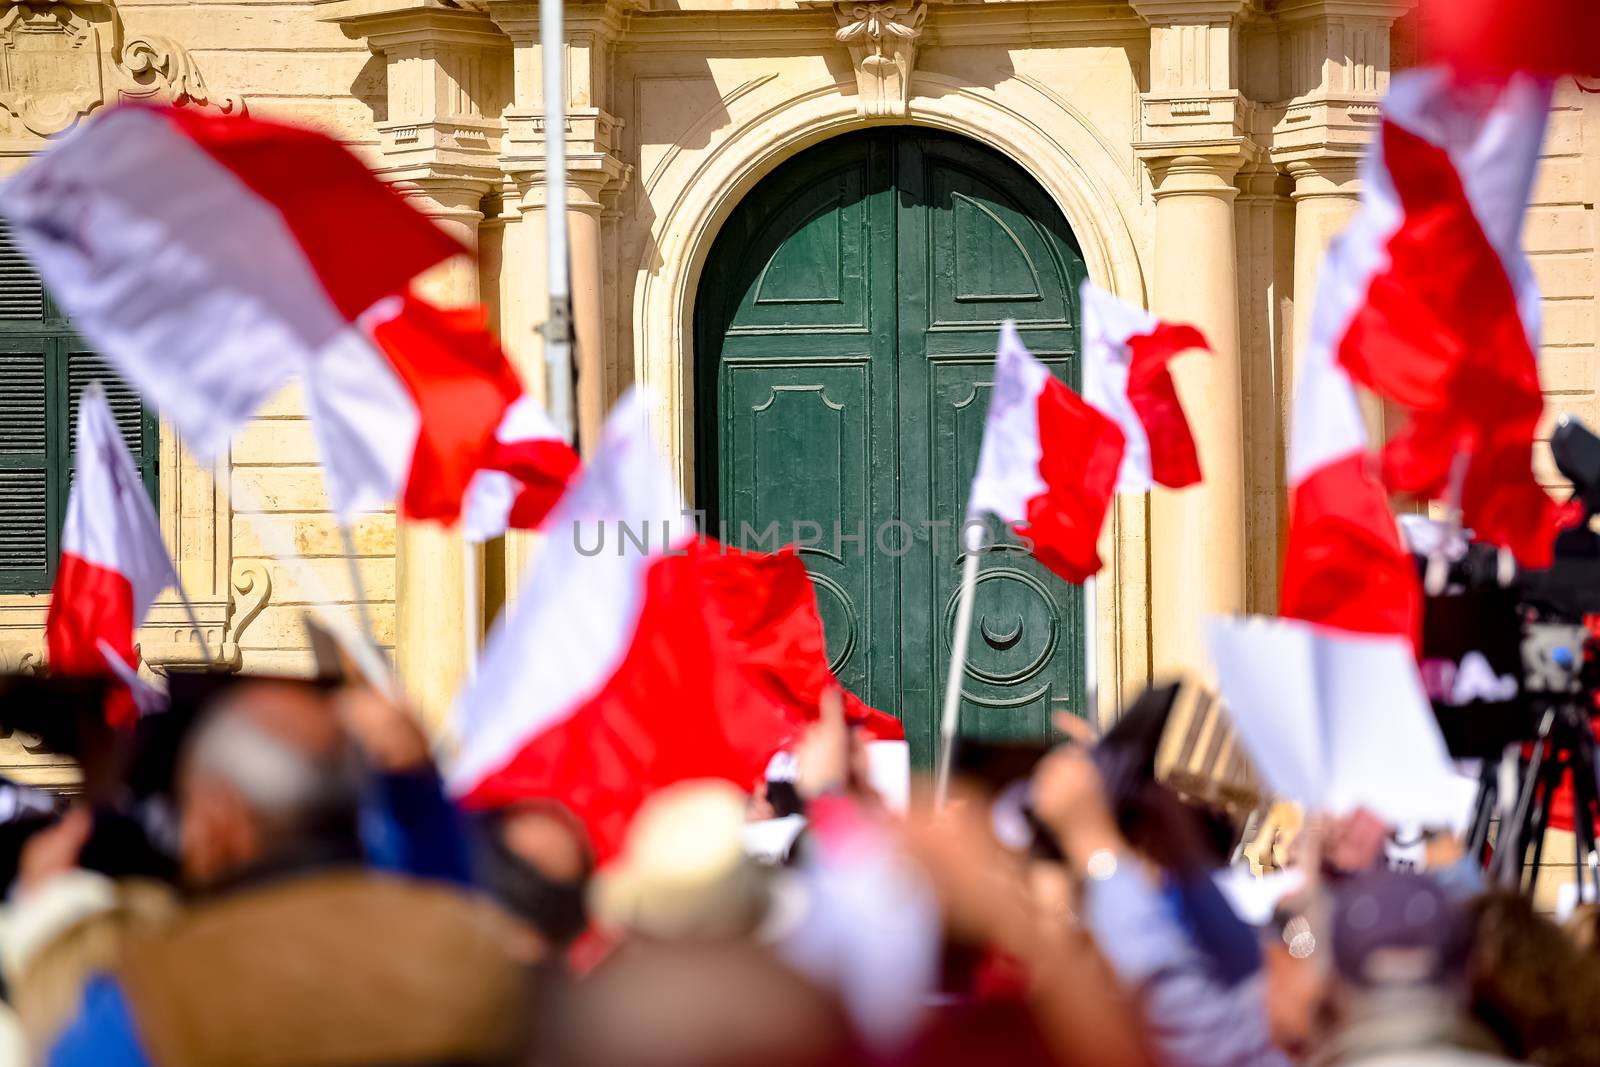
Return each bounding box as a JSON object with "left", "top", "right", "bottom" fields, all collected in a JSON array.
[{"left": 0, "top": 0, "right": 1595, "bottom": 782}]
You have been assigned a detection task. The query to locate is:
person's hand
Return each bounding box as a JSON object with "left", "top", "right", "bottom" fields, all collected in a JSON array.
[
  {"left": 1031, "top": 744, "right": 1124, "bottom": 869},
  {"left": 795, "top": 687, "right": 851, "bottom": 798},
  {"left": 334, "top": 686, "right": 432, "bottom": 772},
  {"left": 901, "top": 787, "right": 1034, "bottom": 952},
  {"left": 17, "top": 807, "right": 93, "bottom": 896},
  {"left": 1323, "top": 807, "right": 1388, "bottom": 874}
]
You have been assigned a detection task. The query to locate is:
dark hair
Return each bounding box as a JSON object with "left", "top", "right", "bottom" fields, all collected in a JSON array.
[{"left": 1467, "top": 891, "right": 1600, "bottom": 1066}]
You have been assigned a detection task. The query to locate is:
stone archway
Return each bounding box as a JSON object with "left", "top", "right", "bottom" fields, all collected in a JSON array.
[{"left": 631, "top": 74, "right": 1151, "bottom": 719}]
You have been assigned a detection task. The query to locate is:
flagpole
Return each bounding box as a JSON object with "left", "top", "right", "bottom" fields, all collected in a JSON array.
[
  {"left": 463, "top": 543, "right": 478, "bottom": 681},
  {"left": 338, "top": 523, "right": 381, "bottom": 654},
  {"left": 935, "top": 534, "right": 982, "bottom": 807},
  {"left": 541, "top": 0, "right": 576, "bottom": 447}
]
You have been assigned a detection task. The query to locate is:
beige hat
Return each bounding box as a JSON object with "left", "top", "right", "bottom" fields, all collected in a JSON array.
[{"left": 591, "top": 780, "right": 772, "bottom": 941}]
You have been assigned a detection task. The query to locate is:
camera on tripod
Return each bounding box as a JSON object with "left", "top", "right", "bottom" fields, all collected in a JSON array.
[{"left": 1415, "top": 416, "right": 1600, "bottom": 896}]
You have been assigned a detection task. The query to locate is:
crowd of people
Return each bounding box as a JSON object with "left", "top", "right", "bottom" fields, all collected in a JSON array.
[{"left": 0, "top": 675, "right": 1597, "bottom": 1067}]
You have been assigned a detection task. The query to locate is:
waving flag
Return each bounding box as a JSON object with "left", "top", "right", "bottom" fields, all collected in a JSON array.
[
  {"left": 1281, "top": 330, "right": 1419, "bottom": 641},
  {"left": 1080, "top": 281, "right": 1208, "bottom": 492},
  {"left": 1, "top": 104, "right": 460, "bottom": 462},
  {"left": 2, "top": 104, "right": 578, "bottom": 529},
  {"left": 463, "top": 396, "right": 584, "bottom": 544},
  {"left": 1320, "top": 70, "right": 1570, "bottom": 567},
  {"left": 47, "top": 385, "right": 177, "bottom": 727},
  {"left": 449, "top": 392, "right": 891, "bottom": 860},
  {"left": 310, "top": 294, "right": 578, "bottom": 526},
  {"left": 967, "top": 313, "right": 1205, "bottom": 584}
]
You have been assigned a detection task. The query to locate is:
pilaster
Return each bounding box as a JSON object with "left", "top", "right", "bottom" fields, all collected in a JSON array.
[{"left": 1131, "top": 0, "right": 1254, "bottom": 677}]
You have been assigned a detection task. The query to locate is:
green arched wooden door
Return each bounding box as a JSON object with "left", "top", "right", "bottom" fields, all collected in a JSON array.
[{"left": 696, "top": 129, "right": 1089, "bottom": 765}]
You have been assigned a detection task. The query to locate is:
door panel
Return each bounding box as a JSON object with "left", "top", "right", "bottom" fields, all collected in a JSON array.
[{"left": 697, "top": 129, "right": 1088, "bottom": 766}]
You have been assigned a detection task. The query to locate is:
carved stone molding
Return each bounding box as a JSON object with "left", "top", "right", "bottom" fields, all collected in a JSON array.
[
  {"left": 0, "top": 0, "right": 243, "bottom": 145},
  {"left": 828, "top": 1, "right": 926, "bottom": 119},
  {"left": 228, "top": 560, "right": 271, "bottom": 648}
]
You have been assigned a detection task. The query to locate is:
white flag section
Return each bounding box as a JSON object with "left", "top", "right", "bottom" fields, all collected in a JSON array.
[{"left": 1206, "top": 616, "right": 1471, "bottom": 829}]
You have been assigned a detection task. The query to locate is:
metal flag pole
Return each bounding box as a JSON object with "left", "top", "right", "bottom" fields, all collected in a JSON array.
[
  {"left": 934, "top": 534, "right": 982, "bottom": 806},
  {"left": 463, "top": 544, "right": 479, "bottom": 681},
  {"left": 541, "top": 0, "right": 577, "bottom": 448}
]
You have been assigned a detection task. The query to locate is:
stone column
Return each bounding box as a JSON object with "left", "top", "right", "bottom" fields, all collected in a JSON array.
[
  {"left": 393, "top": 179, "right": 492, "bottom": 729},
  {"left": 1234, "top": 163, "right": 1294, "bottom": 614},
  {"left": 490, "top": 1, "right": 629, "bottom": 596},
  {"left": 1270, "top": 0, "right": 1415, "bottom": 435},
  {"left": 1130, "top": 0, "right": 1254, "bottom": 675},
  {"left": 1143, "top": 151, "right": 1249, "bottom": 673},
  {"left": 568, "top": 173, "right": 612, "bottom": 454},
  {"left": 319, "top": 2, "right": 512, "bottom": 725}
]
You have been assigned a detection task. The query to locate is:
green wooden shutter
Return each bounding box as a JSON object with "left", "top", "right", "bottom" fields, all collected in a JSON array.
[
  {"left": 0, "top": 220, "right": 44, "bottom": 323},
  {"left": 0, "top": 347, "right": 53, "bottom": 592},
  {"left": 0, "top": 218, "right": 160, "bottom": 593}
]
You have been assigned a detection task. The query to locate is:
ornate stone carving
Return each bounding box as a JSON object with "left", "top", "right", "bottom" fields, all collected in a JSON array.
[
  {"left": 0, "top": 0, "right": 105, "bottom": 137},
  {"left": 120, "top": 32, "right": 243, "bottom": 114},
  {"left": 0, "top": 0, "right": 243, "bottom": 143},
  {"left": 228, "top": 561, "right": 272, "bottom": 646},
  {"left": 827, "top": 0, "right": 927, "bottom": 119}
]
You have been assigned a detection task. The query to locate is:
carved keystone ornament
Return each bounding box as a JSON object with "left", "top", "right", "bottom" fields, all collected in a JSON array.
[{"left": 805, "top": 0, "right": 931, "bottom": 119}]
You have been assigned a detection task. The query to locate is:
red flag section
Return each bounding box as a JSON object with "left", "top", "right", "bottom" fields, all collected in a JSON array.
[
  {"left": 1328, "top": 71, "right": 1572, "bottom": 568},
  {"left": 47, "top": 386, "right": 177, "bottom": 726},
  {"left": 1422, "top": 0, "right": 1599, "bottom": 78},
  {"left": 449, "top": 392, "right": 895, "bottom": 861},
  {"left": 966, "top": 322, "right": 1126, "bottom": 584}
]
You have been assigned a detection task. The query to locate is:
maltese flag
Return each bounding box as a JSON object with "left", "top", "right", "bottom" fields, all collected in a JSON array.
[
  {"left": 1, "top": 104, "right": 577, "bottom": 530},
  {"left": 449, "top": 391, "right": 895, "bottom": 860},
  {"left": 967, "top": 305, "right": 1206, "bottom": 584},
  {"left": 1320, "top": 70, "right": 1570, "bottom": 568},
  {"left": 1079, "top": 281, "right": 1208, "bottom": 493},
  {"left": 47, "top": 385, "right": 177, "bottom": 726},
  {"left": 1281, "top": 327, "right": 1419, "bottom": 641}
]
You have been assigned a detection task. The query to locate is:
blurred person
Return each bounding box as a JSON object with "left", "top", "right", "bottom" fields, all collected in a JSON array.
[
  {"left": 0, "top": 682, "right": 484, "bottom": 1060},
  {"left": 1030, "top": 741, "right": 1288, "bottom": 1067},
  {"left": 40, "top": 679, "right": 530, "bottom": 1067},
  {"left": 1467, "top": 891, "right": 1600, "bottom": 1067},
  {"left": 590, "top": 778, "right": 773, "bottom": 943},
  {"left": 549, "top": 936, "right": 860, "bottom": 1067},
  {"left": 1310, "top": 870, "right": 1510, "bottom": 1067},
  {"left": 470, "top": 800, "right": 593, "bottom": 956}
]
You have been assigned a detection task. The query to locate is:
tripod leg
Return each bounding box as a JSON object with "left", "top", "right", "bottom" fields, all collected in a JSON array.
[
  {"left": 1526, "top": 757, "right": 1556, "bottom": 898},
  {"left": 1466, "top": 765, "right": 1496, "bottom": 866},
  {"left": 1497, "top": 709, "right": 1556, "bottom": 888},
  {"left": 1568, "top": 719, "right": 1600, "bottom": 904}
]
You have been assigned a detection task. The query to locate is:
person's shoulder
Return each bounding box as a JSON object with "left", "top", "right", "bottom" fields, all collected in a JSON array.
[{"left": 46, "top": 974, "right": 150, "bottom": 1067}]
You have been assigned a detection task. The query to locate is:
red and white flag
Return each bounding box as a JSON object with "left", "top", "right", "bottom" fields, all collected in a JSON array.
[
  {"left": 1079, "top": 281, "right": 1208, "bottom": 493},
  {"left": 317, "top": 293, "right": 579, "bottom": 528},
  {"left": 462, "top": 396, "right": 584, "bottom": 544},
  {"left": 1318, "top": 70, "right": 1570, "bottom": 568},
  {"left": 448, "top": 391, "right": 895, "bottom": 860},
  {"left": 967, "top": 313, "right": 1204, "bottom": 584},
  {"left": 47, "top": 385, "right": 177, "bottom": 727},
  {"left": 2, "top": 104, "right": 578, "bottom": 531},
  {"left": 1281, "top": 325, "right": 1419, "bottom": 641}
]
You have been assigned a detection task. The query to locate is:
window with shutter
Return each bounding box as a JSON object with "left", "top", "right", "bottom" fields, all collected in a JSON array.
[{"left": 0, "top": 219, "right": 160, "bottom": 594}]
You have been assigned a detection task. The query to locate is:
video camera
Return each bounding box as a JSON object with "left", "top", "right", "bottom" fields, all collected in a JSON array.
[{"left": 1419, "top": 417, "right": 1600, "bottom": 759}]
